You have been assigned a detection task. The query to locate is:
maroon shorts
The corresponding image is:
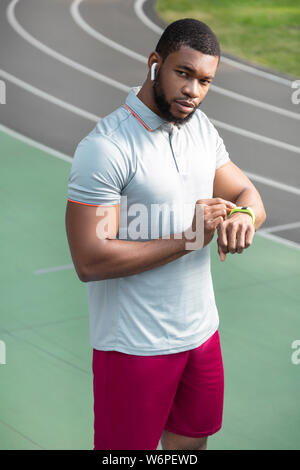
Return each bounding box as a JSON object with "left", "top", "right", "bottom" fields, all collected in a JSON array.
[{"left": 92, "top": 330, "right": 224, "bottom": 450}]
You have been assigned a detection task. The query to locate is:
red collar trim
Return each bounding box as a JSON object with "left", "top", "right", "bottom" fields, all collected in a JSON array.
[{"left": 123, "top": 104, "right": 152, "bottom": 132}]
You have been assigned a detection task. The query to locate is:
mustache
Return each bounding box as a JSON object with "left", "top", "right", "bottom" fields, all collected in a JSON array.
[
  {"left": 174, "top": 99, "right": 202, "bottom": 110},
  {"left": 153, "top": 79, "right": 202, "bottom": 125},
  {"left": 174, "top": 99, "right": 196, "bottom": 108}
]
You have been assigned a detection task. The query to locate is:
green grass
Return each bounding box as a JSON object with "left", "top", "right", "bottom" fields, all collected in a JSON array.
[{"left": 155, "top": 0, "right": 300, "bottom": 77}]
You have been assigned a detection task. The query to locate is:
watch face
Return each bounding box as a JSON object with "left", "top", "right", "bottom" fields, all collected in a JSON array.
[{"left": 241, "top": 206, "right": 248, "bottom": 210}]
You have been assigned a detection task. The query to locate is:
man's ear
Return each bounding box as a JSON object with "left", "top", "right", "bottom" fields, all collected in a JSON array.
[{"left": 148, "top": 52, "right": 161, "bottom": 78}]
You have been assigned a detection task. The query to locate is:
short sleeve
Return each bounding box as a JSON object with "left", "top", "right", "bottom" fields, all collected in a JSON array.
[
  {"left": 196, "top": 110, "right": 230, "bottom": 170},
  {"left": 67, "top": 133, "right": 130, "bottom": 206},
  {"left": 215, "top": 127, "right": 230, "bottom": 170}
]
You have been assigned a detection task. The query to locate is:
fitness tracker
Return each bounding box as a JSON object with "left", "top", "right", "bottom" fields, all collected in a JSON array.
[{"left": 228, "top": 206, "right": 255, "bottom": 225}]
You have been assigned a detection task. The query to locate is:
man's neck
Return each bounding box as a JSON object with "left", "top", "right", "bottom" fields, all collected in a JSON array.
[
  {"left": 137, "top": 82, "right": 161, "bottom": 118},
  {"left": 137, "top": 81, "right": 174, "bottom": 127}
]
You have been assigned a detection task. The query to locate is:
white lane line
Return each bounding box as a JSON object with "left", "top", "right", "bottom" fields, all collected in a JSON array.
[
  {"left": 1, "top": 119, "right": 300, "bottom": 257},
  {"left": 36, "top": 226, "right": 300, "bottom": 275},
  {"left": 0, "top": 123, "right": 73, "bottom": 163},
  {"left": 72, "top": 0, "right": 300, "bottom": 121},
  {"left": 36, "top": 229, "right": 300, "bottom": 275},
  {"left": 34, "top": 264, "right": 74, "bottom": 275},
  {"left": 8, "top": 0, "right": 300, "bottom": 155},
  {"left": 244, "top": 171, "right": 300, "bottom": 197},
  {"left": 211, "top": 118, "right": 300, "bottom": 155},
  {"left": 37, "top": 224, "right": 300, "bottom": 274},
  {"left": 34, "top": 265, "right": 73, "bottom": 274},
  {"left": 257, "top": 231, "right": 300, "bottom": 251},
  {"left": 260, "top": 221, "right": 300, "bottom": 234},
  {"left": 134, "top": 0, "right": 293, "bottom": 87},
  {"left": 7, "top": 0, "right": 129, "bottom": 94},
  {"left": 220, "top": 57, "right": 294, "bottom": 87},
  {"left": 2, "top": 68, "right": 300, "bottom": 199},
  {"left": 70, "top": 0, "right": 147, "bottom": 64},
  {"left": 210, "top": 85, "right": 300, "bottom": 121},
  {"left": 0, "top": 69, "right": 100, "bottom": 123},
  {"left": 2, "top": 4, "right": 300, "bottom": 263},
  {"left": 134, "top": 0, "right": 162, "bottom": 35}
]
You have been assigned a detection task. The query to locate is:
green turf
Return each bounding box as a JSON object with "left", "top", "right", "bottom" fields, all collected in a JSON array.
[
  {"left": 1, "top": 130, "right": 300, "bottom": 449},
  {"left": 210, "top": 236, "right": 300, "bottom": 449},
  {"left": 155, "top": 0, "right": 300, "bottom": 78},
  {"left": 0, "top": 131, "right": 93, "bottom": 449}
]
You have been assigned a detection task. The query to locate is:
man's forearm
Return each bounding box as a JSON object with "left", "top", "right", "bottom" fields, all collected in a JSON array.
[
  {"left": 233, "top": 187, "right": 266, "bottom": 231},
  {"left": 82, "top": 233, "right": 192, "bottom": 282}
]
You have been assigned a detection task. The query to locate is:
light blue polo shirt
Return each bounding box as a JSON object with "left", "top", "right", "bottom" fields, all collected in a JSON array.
[{"left": 67, "top": 86, "right": 230, "bottom": 355}]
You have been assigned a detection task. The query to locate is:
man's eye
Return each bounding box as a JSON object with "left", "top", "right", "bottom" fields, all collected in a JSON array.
[{"left": 177, "top": 71, "right": 187, "bottom": 77}]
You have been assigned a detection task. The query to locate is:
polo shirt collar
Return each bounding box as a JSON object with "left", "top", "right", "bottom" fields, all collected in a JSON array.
[{"left": 125, "top": 86, "right": 172, "bottom": 132}]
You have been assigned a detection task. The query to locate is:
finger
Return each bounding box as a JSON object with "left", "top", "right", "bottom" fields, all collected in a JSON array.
[
  {"left": 208, "top": 206, "right": 227, "bottom": 221},
  {"left": 217, "top": 222, "right": 228, "bottom": 254},
  {"left": 206, "top": 204, "right": 232, "bottom": 222},
  {"left": 197, "top": 198, "right": 236, "bottom": 209},
  {"left": 236, "top": 225, "right": 247, "bottom": 254},
  {"left": 227, "top": 222, "right": 241, "bottom": 254},
  {"left": 245, "top": 224, "right": 255, "bottom": 248},
  {"left": 213, "top": 216, "right": 224, "bottom": 230},
  {"left": 206, "top": 216, "right": 223, "bottom": 232},
  {"left": 210, "top": 203, "right": 231, "bottom": 213},
  {"left": 218, "top": 243, "right": 226, "bottom": 262}
]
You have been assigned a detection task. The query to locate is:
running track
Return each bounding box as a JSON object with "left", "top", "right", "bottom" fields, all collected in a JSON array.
[
  {"left": 1, "top": 0, "right": 300, "bottom": 249},
  {"left": 0, "top": 0, "right": 300, "bottom": 450}
]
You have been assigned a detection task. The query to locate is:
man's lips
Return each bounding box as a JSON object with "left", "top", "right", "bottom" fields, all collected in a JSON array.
[{"left": 174, "top": 100, "right": 195, "bottom": 113}]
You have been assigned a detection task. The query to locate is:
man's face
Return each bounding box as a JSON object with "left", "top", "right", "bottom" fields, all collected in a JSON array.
[{"left": 153, "top": 46, "right": 219, "bottom": 125}]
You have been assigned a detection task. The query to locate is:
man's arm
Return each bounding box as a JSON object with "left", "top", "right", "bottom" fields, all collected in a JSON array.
[
  {"left": 65, "top": 200, "right": 190, "bottom": 282},
  {"left": 65, "top": 197, "right": 235, "bottom": 282},
  {"left": 213, "top": 161, "right": 267, "bottom": 261}
]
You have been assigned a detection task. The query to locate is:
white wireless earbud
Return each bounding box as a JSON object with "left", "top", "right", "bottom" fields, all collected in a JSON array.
[{"left": 150, "top": 63, "right": 157, "bottom": 81}]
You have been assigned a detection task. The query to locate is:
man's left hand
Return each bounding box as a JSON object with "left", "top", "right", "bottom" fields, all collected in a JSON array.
[{"left": 216, "top": 212, "right": 255, "bottom": 262}]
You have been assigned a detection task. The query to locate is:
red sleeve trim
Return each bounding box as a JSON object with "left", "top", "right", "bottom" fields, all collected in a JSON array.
[{"left": 67, "top": 198, "right": 119, "bottom": 207}]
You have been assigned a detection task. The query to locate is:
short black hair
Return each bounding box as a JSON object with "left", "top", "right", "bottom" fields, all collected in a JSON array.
[{"left": 155, "top": 18, "right": 220, "bottom": 61}]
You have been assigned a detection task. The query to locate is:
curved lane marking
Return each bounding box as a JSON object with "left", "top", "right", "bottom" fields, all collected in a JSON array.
[
  {"left": 7, "top": 0, "right": 130, "bottom": 93},
  {"left": 0, "top": 68, "right": 100, "bottom": 123},
  {"left": 7, "top": 0, "right": 300, "bottom": 154},
  {"left": 1, "top": 71, "right": 300, "bottom": 198},
  {"left": 134, "top": 0, "right": 294, "bottom": 87},
  {"left": 71, "top": 0, "right": 300, "bottom": 121}
]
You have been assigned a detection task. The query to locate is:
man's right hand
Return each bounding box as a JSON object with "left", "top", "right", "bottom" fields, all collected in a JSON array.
[{"left": 185, "top": 198, "right": 236, "bottom": 250}]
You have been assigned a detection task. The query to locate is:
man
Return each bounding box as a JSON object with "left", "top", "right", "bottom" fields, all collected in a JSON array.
[{"left": 65, "top": 19, "right": 266, "bottom": 450}]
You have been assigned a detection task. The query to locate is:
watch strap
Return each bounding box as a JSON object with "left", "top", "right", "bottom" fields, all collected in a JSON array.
[{"left": 228, "top": 206, "right": 255, "bottom": 224}]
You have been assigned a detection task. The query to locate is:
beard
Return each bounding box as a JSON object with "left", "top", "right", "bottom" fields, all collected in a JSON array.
[{"left": 153, "top": 69, "right": 201, "bottom": 126}]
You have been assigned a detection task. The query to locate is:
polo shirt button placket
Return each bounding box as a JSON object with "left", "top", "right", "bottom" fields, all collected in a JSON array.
[
  {"left": 168, "top": 127, "right": 180, "bottom": 174},
  {"left": 170, "top": 127, "right": 187, "bottom": 175}
]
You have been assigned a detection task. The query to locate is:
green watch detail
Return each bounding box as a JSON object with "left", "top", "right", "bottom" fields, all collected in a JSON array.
[{"left": 228, "top": 206, "right": 255, "bottom": 224}]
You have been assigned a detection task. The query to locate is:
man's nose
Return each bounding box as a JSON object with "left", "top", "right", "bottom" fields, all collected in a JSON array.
[{"left": 182, "top": 79, "right": 200, "bottom": 99}]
